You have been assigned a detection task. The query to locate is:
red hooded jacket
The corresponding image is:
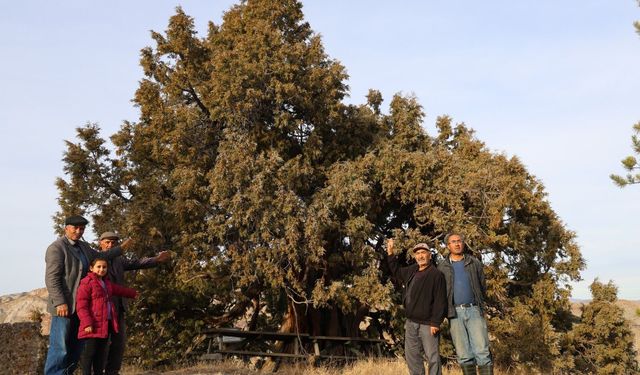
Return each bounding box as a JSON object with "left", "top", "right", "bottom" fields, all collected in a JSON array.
[{"left": 76, "top": 272, "right": 137, "bottom": 339}]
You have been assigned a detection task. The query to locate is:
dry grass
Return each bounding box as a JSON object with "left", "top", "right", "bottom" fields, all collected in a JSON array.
[
  {"left": 121, "top": 358, "right": 534, "bottom": 375},
  {"left": 122, "top": 358, "right": 422, "bottom": 375}
]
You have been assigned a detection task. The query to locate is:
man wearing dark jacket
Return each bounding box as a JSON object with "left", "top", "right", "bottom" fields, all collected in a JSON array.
[
  {"left": 98, "top": 231, "right": 171, "bottom": 375},
  {"left": 387, "top": 239, "right": 447, "bottom": 375},
  {"left": 437, "top": 233, "right": 492, "bottom": 375}
]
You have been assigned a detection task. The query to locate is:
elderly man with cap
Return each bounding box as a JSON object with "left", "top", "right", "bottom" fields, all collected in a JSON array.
[
  {"left": 44, "top": 215, "right": 130, "bottom": 375},
  {"left": 387, "top": 239, "right": 447, "bottom": 375},
  {"left": 97, "top": 231, "right": 171, "bottom": 375}
]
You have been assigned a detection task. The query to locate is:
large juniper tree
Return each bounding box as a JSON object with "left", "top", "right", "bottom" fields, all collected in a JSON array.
[{"left": 56, "top": 0, "right": 586, "bottom": 369}]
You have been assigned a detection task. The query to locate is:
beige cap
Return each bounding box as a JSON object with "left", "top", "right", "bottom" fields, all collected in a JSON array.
[
  {"left": 99, "top": 231, "right": 120, "bottom": 240},
  {"left": 412, "top": 243, "right": 430, "bottom": 253}
]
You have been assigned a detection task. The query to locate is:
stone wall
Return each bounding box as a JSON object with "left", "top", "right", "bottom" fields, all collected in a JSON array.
[{"left": 0, "top": 322, "right": 47, "bottom": 375}]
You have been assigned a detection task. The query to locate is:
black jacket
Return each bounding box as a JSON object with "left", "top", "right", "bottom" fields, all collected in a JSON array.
[
  {"left": 437, "top": 254, "right": 487, "bottom": 319},
  {"left": 387, "top": 255, "right": 447, "bottom": 327}
]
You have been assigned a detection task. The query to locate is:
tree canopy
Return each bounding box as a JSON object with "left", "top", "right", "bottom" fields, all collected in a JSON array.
[{"left": 53, "top": 0, "right": 621, "bottom": 371}]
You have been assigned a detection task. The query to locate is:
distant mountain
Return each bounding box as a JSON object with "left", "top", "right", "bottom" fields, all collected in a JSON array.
[
  {"left": 0, "top": 288, "right": 47, "bottom": 323},
  {"left": 0, "top": 288, "right": 50, "bottom": 334}
]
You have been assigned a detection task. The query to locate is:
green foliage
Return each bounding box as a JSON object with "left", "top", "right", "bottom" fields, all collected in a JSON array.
[
  {"left": 612, "top": 4, "right": 640, "bottom": 187},
  {"left": 570, "top": 280, "right": 638, "bottom": 374},
  {"left": 56, "top": 0, "right": 586, "bottom": 370},
  {"left": 611, "top": 123, "right": 640, "bottom": 187},
  {"left": 490, "top": 277, "right": 577, "bottom": 373},
  {"left": 28, "top": 308, "right": 45, "bottom": 323}
]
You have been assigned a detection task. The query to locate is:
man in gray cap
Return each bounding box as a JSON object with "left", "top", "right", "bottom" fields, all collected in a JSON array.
[
  {"left": 44, "top": 215, "right": 130, "bottom": 375},
  {"left": 97, "top": 231, "right": 171, "bottom": 375},
  {"left": 387, "top": 239, "right": 447, "bottom": 375}
]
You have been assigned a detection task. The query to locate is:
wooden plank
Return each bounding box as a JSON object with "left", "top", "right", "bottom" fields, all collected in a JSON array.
[
  {"left": 317, "top": 354, "right": 361, "bottom": 361},
  {"left": 200, "top": 353, "right": 223, "bottom": 361},
  {"left": 203, "top": 328, "right": 310, "bottom": 340},
  {"left": 214, "top": 349, "right": 310, "bottom": 359},
  {"left": 309, "top": 335, "right": 387, "bottom": 343},
  {"left": 201, "top": 329, "right": 389, "bottom": 362},
  {"left": 203, "top": 329, "right": 384, "bottom": 343}
]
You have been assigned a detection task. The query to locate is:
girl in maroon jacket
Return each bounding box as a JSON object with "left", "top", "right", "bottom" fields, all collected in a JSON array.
[{"left": 76, "top": 257, "right": 137, "bottom": 375}]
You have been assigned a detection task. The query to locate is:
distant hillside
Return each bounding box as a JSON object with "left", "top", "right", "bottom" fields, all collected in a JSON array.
[
  {"left": 0, "top": 288, "right": 49, "bottom": 334},
  {"left": 0, "top": 288, "right": 47, "bottom": 323}
]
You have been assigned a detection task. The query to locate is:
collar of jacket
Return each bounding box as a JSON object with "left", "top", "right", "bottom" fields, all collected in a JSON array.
[
  {"left": 85, "top": 271, "right": 111, "bottom": 283},
  {"left": 443, "top": 254, "right": 470, "bottom": 266},
  {"left": 64, "top": 236, "right": 79, "bottom": 246}
]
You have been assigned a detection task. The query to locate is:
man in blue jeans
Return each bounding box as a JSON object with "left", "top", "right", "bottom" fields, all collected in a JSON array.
[
  {"left": 44, "top": 216, "right": 128, "bottom": 375},
  {"left": 438, "top": 233, "right": 493, "bottom": 375},
  {"left": 387, "top": 239, "right": 447, "bottom": 375}
]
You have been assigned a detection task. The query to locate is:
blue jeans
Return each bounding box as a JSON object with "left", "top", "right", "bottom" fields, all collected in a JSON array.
[
  {"left": 44, "top": 315, "right": 85, "bottom": 375},
  {"left": 404, "top": 320, "right": 442, "bottom": 375},
  {"left": 449, "top": 305, "right": 492, "bottom": 366}
]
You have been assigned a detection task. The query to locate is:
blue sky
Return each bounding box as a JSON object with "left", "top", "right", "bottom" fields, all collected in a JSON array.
[{"left": 1, "top": 1, "right": 638, "bottom": 299}]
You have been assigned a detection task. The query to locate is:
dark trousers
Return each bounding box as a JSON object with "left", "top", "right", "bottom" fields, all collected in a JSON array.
[
  {"left": 80, "top": 325, "right": 114, "bottom": 375},
  {"left": 104, "top": 309, "right": 126, "bottom": 375}
]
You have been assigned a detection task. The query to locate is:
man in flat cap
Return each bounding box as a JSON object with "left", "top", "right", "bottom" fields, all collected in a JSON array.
[
  {"left": 44, "top": 216, "right": 129, "bottom": 375},
  {"left": 387, "top": 239, "right": 447, "bottom": 375},
  {"left": 97, "top": 231, "right": 171, "bottom": 375}
]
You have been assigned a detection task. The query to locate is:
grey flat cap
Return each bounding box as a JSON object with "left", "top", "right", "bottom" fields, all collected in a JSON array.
[{"left": 99, "top": 231, "right": 120, "bottom": 240}]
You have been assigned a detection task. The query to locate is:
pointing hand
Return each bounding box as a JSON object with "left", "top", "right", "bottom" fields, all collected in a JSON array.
[{"left": 156, "top": 250, "right": 172, "bottom": 263}]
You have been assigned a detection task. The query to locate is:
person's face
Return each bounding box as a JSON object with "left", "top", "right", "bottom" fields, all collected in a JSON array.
[
  {"left": 90, "top": 260, "right": 108, "bottom": 278},
  {"left": 99, "top": 238, "right": 119, "bottom": 251},
  {"left": 447, "top": 235, "right": 464, "bottom": 255},
  {"left": 65, "top": 225, "right": 85, "bottom": 241},
  {"left": 414, "top": 249, "right": 431, "bottom": 268}
]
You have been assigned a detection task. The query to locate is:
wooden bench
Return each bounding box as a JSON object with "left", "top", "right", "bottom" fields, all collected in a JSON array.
[
  {"left": 200, "top": 328, "right": 388, "bottom": 363},
  {"left": 308, "top": 335, "right": 387, "bottom": 359},
  {"left": 201, "top": 328, "right": 312, "bottom": 360}
]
